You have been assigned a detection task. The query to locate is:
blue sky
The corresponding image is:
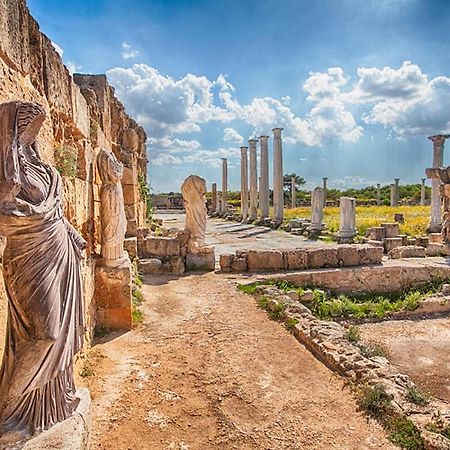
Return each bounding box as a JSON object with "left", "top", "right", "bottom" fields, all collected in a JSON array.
[{"left": 28, "top": 0, "right": 450, "bottom": 193}]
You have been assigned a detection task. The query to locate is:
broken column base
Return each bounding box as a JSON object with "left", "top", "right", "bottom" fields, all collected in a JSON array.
[
  {"left": 336, "top": 234, "right": 355, "bottom": 244},
  {"left": 427, "top": 223, "right": 442, "bottom": 234},
  {"left": 94, "top": 257, "right": 133, "bottom": 331},
  {"left": 4, "top": 388, "right": 91, "bottom": 450},
  {"left": 186, "top": 247, "right": 215, "bottom": 271}
]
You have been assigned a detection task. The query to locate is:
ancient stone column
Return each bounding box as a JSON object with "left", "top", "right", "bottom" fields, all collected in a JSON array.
[
  {"left": 248, "top": 139, "right": 258, "bottom": 221},
  {"left": 337, "top": 197, "right": 356, "bottom": 243},
  {"left": 394, "top": 178, "right": 400, "bottom": 206},
  {"left": 322, "top": 177, "right": 328, "bottom": 207},
  {"left": 428, "top": 135, "right": 449, "bottom": 232},
  {"left": 376, "top": 183, "right": 381, "bottom": 206},
  {"left": 211, "top": 183, "right": 217, "bottom": 212},
  {"left": 390, "top": 184, "right": 395, "bottom": 206},
  {"left": 272, "top": 128, "right": 284, "bottom": 221},
  {"left": 309, "top": 187, "right": 325, "bottom": 232},
  {"left": 291, "top": 176, "right": 296, "bottom": 208},
  {"left": 421, "top": 178, "right": 426, "bottom": 206},
  {"left": 221, "top": 157, "right": 228, "bottom": 215},
  {"left": 240, "top": 146, "right": 249, "bottom": 221},
  {"left": 259, "top": 136, "right": 270, "bottom": 218}
]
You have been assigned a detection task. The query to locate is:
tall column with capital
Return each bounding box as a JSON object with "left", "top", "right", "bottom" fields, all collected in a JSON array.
[
  {"left": 259, "top": 136, "right": 270, "bottom": 218},
  {"left": 221, "top": 157, "right": 228, "bottom": 215},
  {"left": 421, "top": 178, "right": 426, "bottom": 206},
  {"left": 291, "top": 176, "right": 296, "bottom": 208},
  {"left": 240, "top": 147, "right": 249, "bottom": 221},
  {"left": 394, "top": 178, "right": 400, "bottom": 206},
  {"left": 211, "top": 183, "right": 217, "bottom": 212},
  {"left": 376, "top": 183, "right": 381, "bottom": 206},
  {"left": 272, "top": 128, "right": 284, "bottom": 221},
  {"left": 248, "top": 139, "right": 258, "bottom": 221},
  {"left": 428, "top": 135, "right": 449, "bottom": 232},
  {"left": 322, "top": 177, "right": 328, "bottom": 207}
]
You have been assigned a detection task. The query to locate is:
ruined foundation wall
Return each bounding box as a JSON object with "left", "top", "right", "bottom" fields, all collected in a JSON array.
[{"left": 0, "top": 0, "right": 149, "bottom": 361}]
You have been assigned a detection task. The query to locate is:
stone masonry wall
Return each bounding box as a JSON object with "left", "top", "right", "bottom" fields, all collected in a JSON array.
[{"left": 0, "top": 0, "right": 149, "bottom": 361}]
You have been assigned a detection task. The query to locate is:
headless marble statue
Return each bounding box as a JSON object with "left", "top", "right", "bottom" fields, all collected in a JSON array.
[{"left": 0, "top": 101, "right": 86, "bottom": 444}]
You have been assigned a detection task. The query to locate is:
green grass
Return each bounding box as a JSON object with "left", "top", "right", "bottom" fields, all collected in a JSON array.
[
  {"left": 405, "top": 386, "right": 430, "bottom": 407},
  {"left": 79, "top": 359, "right": 95, "bottom": 378},
  {"left": 94, "top": 325, "right": 110, "bottom": 339},
  {"left": 237, "top": 283, "right": 260, "bottom": 294},
  {"left": 132, "top": 287, "right": 144, "bottom": 325},
  {"left": 359, "top": 341, "right": 390, "bottom": 359},
  {"left": 346, "top": 325, "right": 361, "bottom": 343},
  {"left": 388, "top": 418, "right": 425, "bottom": 450}
]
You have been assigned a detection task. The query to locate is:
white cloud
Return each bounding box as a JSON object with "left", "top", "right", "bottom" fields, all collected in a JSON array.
[
  {"left": 149, "top": 137, "right": 201, "bottom": 153},
  {"left": 121, "top": 42, "right": 140, "bottom": 60},
  {"left": 51, "top": 41, "right": 64, "bottom": 57},
  {"left": 66, "top": 61, "right": 82, "bottom": 75},
  {"left": 223, "top": 127, "right": 244, "bottom": 144}
]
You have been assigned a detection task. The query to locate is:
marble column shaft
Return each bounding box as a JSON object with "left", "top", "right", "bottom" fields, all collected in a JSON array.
[
  {"left": 376, "top": 183, "right": 381, "bottom": 206},
  {"left": 240, "top": 146, "right": 249, "bottom": 221},
  {"left": 338, "top": 197, "right": 356, "bottom": 238},
  {"left": 211, "top": 183, "right": 217, "bottom": 212},
  {"left": 394, "top": 178, "right": 400, "bottom": 206},
  {"left": 421, "top": 178, "right": 426, "bottom": 206},
  {"left": 291, "top": 176, "right": 296, "bottom": 209},
  {"left": 259, "top": 136, "right": 270, "bottom": 218},
  {"left": 221, "top": 158, "right": 228, "bottom": 214},
  {"left": 322, "top": 177, "right": 328, "bottom": 208},
  {"left": 248, "top": 139, "right": 258, "bottom": 220},
  {"left": 390, "top": 184, "right": 395, "bottom": 206},
  {"left": 272, "top": 128, "right": 284, "bottom": 221},
  {"left": 310, "top": 187, "right": 325, "bottom": 231}
]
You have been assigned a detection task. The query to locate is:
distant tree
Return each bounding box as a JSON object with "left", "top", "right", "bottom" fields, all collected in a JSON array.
[{"left": 283, "top": 173, "right": 306, "bottom": 191}]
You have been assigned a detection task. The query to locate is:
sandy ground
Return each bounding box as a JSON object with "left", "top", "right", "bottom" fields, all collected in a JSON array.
[
  {"left": 83, "top": 272, "right": 394, "bottom": 450},
  {"left": 359, "top": 318, "right": 450, "bottom": 403}
]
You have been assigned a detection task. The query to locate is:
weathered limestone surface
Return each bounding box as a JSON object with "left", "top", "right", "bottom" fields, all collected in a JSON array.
[
  {"left": 138, "top": 237, "right": 181, "bottom": 258},
  {"left": 0, "top": 0, "right": 148, "bottom": 361},
  {"left": 389, "top": 246, "right": 426, "bottom": 259}
]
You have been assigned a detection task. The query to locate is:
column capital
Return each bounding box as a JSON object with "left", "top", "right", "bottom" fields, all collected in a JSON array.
[
  {"left": 428, "top": 135, "right": 450, "bottom": 145},
  {"left": 222, "top": 157, "right": 227, "bottom": 161},
  {"left": 322, "top": 177, "right": 328, "bottom": 181},
  {"left": 394, "top": 178, "right": 400, "bottom": 182},
  {"left": 240, "top": 146, "right": 248, "bottom": 151},
  {"left": 258, "top": 135, "right": 269, "bottom": 140},
  {"left": 421, "top": 178, "right": 426, "bottom": 183},
  {"left": 248, "top": 139, "right": 258, "bottom": 147},
  {"left": 272, "top": 127, "right": 283, "bottom": 138}
]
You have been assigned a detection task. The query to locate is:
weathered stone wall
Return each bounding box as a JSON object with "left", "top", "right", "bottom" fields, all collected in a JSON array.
[{"left": 0, "top": 0, "right": 148, "bottom": 361}]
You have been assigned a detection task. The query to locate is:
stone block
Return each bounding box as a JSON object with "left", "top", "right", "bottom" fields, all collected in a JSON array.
[
  {"left": 95, "top": 260, "right": 132, "bottom": 331},
  {"left": 380, "top": 223, "right": 400, "bottom": 238},
  {"left": 283, "top": 249, "right": 308, "bottom": 270},
  {"left": 367, "top": 240, "right": 384, "bottom": 248},
  {"left": 337, "top": 245, "right": 361, "bottom": 267},
  {"left": 428, "top": 233, "right": 442, "bottom": 244},
  {"left": 18, "top": 388, "right": 91, "bottom": 450},
  {"left": 388, "top": 246, "right": 426, "bottom": 259},
  {"left": 406, "top": 237, "right": 417, "bottom": 246},
  {"left": 231, "top": 257, "right": 248, "bottom": 272},
  {"left": 122, "top": 166, "right": 137, "bottom": 185},
  {"left": 398, "top": 234, "right": 408, "bottom": 246},
  {"left": 219, "top": 254, "right": 234, "bottom": 272},
  {"left": 247, "top": 250, "right": 284, "bottom": 272},
  {"left": 122, "top": 183, "right": 139, "bottom": 206},
  {"left": 426, "top": 243, "right": 443, "bottom": 257},
  {"left": 358, "top": 244, "right": 384, "bottom": 265},
  {"left": 416, "top": 236, "right": 430, "bottom": 248},
  {"left": 365, "top": 227, "right": 386, "bottom": 241},
  {"left": 124, "top": 237, "right": 137, "bottom": 259},
  {"left": 186, "top": 249, "right": 215, "bottom": 271},
  {"left": 138, "top": 258, "right": 163, "bottom": 274},
  {"left": 138, "top": 237, "right": 181, "bottom": 258},
  {"left": 384, "top": 237, "right": 403, "bottom": 254},
  {"left": 307, "top": 247, "right": 339, "bottom": 269},
  {"left": 170, "top": 256, "right": 185, "bottom": 275}
]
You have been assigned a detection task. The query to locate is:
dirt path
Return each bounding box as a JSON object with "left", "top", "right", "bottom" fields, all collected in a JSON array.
[{"left": 83, "top": 272, "right": 394, "bottom": 450}]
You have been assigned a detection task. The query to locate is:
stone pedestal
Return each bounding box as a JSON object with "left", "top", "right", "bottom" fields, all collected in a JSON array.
[
  {"left": 259, "top": 136, "right": 270, "bottom": 218},
  {"left": 309, "top": 187, "right": 325, "bottom": 233},
  {"left": 376, "top": 183, "right": 381, "bottom": 206},
  {"left": 428, "top": 135, "right": 449, "bottom": 232},
  {"left": 272, "top": 128, "right": 284, "bottom": 221},
  {"left": 94, "top": 258, "right": 132, "bottom": 331},
  {"left": 240, "top": 147, "right": 249, "bottom": 221},
  {"left": 337, "top": 197, "right": 356, "bottom": 243},
  {"left": 248, "top": 139, "right": 258, "bottom": 221},
  {"left": 221, "top": 158, "right": 228, "bottom": 215},
  {"left": 420, "top": 178, "right": 426, "bottom": 206},
  {"left": 186, "top": 247, "right": 215, "bottom": 271}
]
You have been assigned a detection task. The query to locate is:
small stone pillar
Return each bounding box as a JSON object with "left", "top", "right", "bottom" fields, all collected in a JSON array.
[
  {"left": 394, "top": 178, "right": 400, "bottom": 206},
  {"left": 181, "top": 175, "right": 215, "bottom": 271},
  {"left": 291, "top": 176, "right": 296, "bottom": 208},
  {"left": 421, "top": 178, "right": 426, "bottom": 206},
  {"left": 211, "top": 183, "right": 217, "bottom": 212},
  {"left": 259, "top": 135, "right": 270, "bottom": 218},
  {"left": 322, "top": 177, "right": 328, "bottom": 207},
  {"left": 428, "top": 135, "right": 449, "bottom": 232},
  {"left": 248, "top": 139, "right": 258, "bottom": 221},
  {"left": 390, "top": 184, "right": 395, "bottom": 206},
  {"left": 337, "top": 197, "right": 356, "bottom": 243},
  {"left": 221, "top": 157, "right": 228, "bottom": 215},
  {"left": 376, "top": 183, "right": 381, "bottom": 206},
  {"left": 272, "top": 128, "right": 284, "bottom": 221},
  {"left": 240, "top": 147, "right": 249, "bottom": 221},
  {"left": 309, "top": 187, "right": 325, "bottom": 233}
]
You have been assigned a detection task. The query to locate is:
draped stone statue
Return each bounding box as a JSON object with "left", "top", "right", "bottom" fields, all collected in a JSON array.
[
  {"left": 181, "top": 175, "right": 215, "bottom": 270},
  {"left": 0, "top": 101, "right": 86, "bottom": 444},
  {"left": 181, "top": 175, "right": 207, "bottom": 252},
  {"left": 98, "top": 148, "right": 127, "bottom": 265}
]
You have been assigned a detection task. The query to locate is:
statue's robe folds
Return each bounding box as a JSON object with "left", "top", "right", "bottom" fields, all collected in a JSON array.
[{"left": 0, "top": 102, "right": 85, "bottom": 437}]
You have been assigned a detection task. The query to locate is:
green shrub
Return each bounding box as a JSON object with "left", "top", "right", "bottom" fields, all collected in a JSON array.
[
  {"left": 359, "top": 341, "right": 390, "bottom": 359},
  {"left": 388, "top": 417, "right": 424, "bottom": 450},
  {"left": 346, "top": 325, "right": 360, "bottom": 343},
  {"left": 359, "top": 383, "right": 393, "bottom": 418},
  {"left": 406, "top": 386, "right": 430, "bottom": 406},
  {"left": 54, "top": 144, "right": 78, "bottom": 177}
]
